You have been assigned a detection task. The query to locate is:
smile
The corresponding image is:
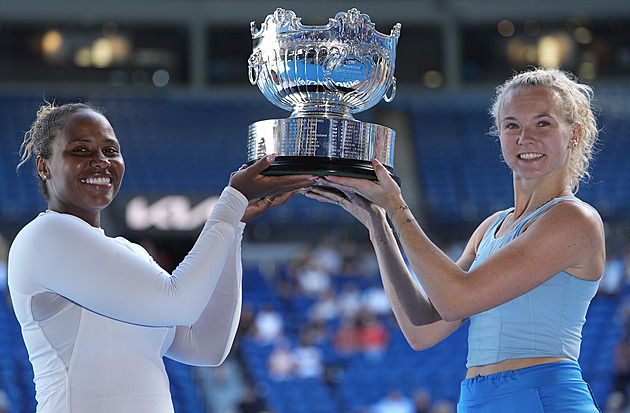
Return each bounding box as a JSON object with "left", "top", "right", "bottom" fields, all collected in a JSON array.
[
  {"left": 518, "top": 153, "right": 544, "bottom": 160},
  {"left": 81, "top": 176, "right": 111, "bottom": 185}
]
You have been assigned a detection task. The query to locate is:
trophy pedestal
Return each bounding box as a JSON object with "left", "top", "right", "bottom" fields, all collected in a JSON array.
[{"left": 247, "top": 117, "right": 398, "bottom": 182}]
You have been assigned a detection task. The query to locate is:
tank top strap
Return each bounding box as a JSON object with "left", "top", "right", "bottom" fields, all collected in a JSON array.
[
  {"left": 511, "top": 195, "right": 576, "bottom": 234},
  {"left": 487, "top": 208, "right": 514, "bottom": 235}
]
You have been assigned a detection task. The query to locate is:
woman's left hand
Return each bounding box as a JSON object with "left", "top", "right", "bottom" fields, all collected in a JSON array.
[
  {"left": 241, "top": 191, "right": 297, "bottom": 223},
  {"left": 229, "top": 154, "right": 315, "bottom": 200}
]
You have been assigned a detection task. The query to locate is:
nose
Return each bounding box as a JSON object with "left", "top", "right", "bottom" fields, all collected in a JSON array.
[
  {"left": 90, "top": 152, "right": 111, "bottom": 168},
  {"left": 516, "top": 126, "right": 535, "bottom": 145}
]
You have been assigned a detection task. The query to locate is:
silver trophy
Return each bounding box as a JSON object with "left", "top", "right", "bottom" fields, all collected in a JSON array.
[{"left": 247, "top": 8, "right": 401, "bottom": 181}]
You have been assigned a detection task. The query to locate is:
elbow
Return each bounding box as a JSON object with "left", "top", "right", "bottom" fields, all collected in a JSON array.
[
  {"left": 432, "top": 303, "right": 466, "bottom": 324},
  {"left": 202, "top": 348, "right": 230, "bottom": 367},
  {"left": 174, "top": 308, "right": 206, "bottom": 328},
  {"left": 440, "top": 312, "right": 463, "bottom": 323},
  {"left": 408, "top": 340, "right": 434, "bottom": 352},
  {"left": 405, "top": 332, "right": 441, "bottom": 351}
]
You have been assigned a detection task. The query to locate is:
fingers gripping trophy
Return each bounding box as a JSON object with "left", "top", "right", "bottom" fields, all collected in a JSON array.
[{"left": 247, "top": 8, "right": 402, "bottom": 182}]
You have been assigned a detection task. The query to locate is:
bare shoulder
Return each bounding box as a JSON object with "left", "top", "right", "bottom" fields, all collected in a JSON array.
[
  {"left": 528, "top": 198, "right": 605, "bottom": 280},
  {"left": 540, "top": 198, "right": 604, "bottom": 236}
]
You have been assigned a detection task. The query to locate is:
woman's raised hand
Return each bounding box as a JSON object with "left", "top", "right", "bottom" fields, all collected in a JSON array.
[{"left": 228, "top": 154, "right": 316, "bottom": 200}]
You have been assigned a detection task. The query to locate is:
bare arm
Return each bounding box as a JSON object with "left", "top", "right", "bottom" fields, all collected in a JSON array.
[
  {"left": 305, "top": 187, "right": 465, "bottom": 350},
  {"left": 316, "top": 159, "right": 606, "bottom": 323}
]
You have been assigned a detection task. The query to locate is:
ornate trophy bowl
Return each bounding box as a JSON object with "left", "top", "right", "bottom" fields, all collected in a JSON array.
[{"left": 247, "top": 8, "right": 401, "bottom": 181}]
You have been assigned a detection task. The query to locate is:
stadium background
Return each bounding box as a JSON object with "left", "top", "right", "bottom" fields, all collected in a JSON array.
[{"left": 0, "top": 0, "right": 629, "bottom": 412}]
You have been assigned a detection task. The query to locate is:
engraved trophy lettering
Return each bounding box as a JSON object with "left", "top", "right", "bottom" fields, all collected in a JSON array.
[{"left": 247, "top": 8, "right": 401, "bottom": 181}]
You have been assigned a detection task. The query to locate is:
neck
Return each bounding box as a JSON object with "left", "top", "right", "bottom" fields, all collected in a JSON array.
[
  {"left": 512, "top": 180, "right": 572, "bottom": 220},
  {"left": 46, "top": 207, "right": 101, "bottom": 228}
]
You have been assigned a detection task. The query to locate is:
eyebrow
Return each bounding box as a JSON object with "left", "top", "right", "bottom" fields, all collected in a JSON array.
[
  {"left": 67, "top": 137, "right": 118, "bottom": 144},
  {"left": 501, "top": 114, "right": 553, "bottom": 122}
]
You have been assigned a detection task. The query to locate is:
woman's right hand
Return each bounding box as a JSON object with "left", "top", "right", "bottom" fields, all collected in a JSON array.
[
  {"left": 311, "top": 158, "right": 403, "bottom": 213},
  {"left": 228, "top": 154, "right": 316, "bottom": 200},
  {"left": 303, "top": 185, "right": 386, "bottom": 231}
]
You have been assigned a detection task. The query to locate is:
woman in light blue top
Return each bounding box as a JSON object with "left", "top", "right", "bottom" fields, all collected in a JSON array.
[{"left": 306, "top": 67, "right": 605, "bottom": 412}]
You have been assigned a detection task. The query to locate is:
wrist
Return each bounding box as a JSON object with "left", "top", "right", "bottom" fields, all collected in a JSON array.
[
  {"left": 369, "top": 227, "right": 395, "bottom": 245},
  {"left": 386, "top": 202, "right": 417, "bottom": 236},
  {"left": 382, "top": 194, "right": 407, "bottom": 216}
]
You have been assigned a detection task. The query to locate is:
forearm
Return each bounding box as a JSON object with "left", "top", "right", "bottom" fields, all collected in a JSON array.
[
  {"left": 368, "top": 216, "right": 436, "bottom": 324},
  {"left": 167, "top": 223, "right": 244, "bottom": 366},
  {"left": 368, "top": 213, "right": 463, "bottom": 349},
  {"left": 381, "top": 196, "right": 467, "bottom": 322}
]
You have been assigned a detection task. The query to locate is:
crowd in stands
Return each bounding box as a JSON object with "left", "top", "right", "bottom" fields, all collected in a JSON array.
[
  {"left": 231, "top": 236, "right": 464, "bottom": 412},
  {"left": 605, "top": 240, "right": 630, "bottom": 412}
]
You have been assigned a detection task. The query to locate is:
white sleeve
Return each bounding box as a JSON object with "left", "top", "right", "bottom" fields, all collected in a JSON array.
[
  {"left": 166, "top": 221, "right": 244, "bottom": 366},
  {"left": 8, "top": 186, "right": 248, "bottom": 327}
]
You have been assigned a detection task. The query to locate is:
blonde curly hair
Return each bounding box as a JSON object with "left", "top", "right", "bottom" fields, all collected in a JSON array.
[{"left": 489, "top": 67, "right": 599, "bottom": 194}]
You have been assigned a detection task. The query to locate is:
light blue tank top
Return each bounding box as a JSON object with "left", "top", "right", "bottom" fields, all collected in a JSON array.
[{"left": 466, "top": 196, "right": 600, "bottom": 368}]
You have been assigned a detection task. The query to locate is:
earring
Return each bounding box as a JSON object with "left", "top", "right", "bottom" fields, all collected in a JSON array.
[{"left": 571, "top": 141, "right": 578, "bottom": 149}]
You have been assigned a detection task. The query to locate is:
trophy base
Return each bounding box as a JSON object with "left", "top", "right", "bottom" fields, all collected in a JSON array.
[
  {"left": 246, "top": 155, "right": 400, "bottom": 184},
  {"left": 247, "top": 117, "right": 398, "bottom": 182}
]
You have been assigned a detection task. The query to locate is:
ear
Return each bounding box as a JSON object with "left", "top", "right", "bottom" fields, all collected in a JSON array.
[
  {"left": 570, "top": 122, "right": 582, "bottom": 148},
  {"left": 35, "top": 156, "right": 49, "bottom": 180}
]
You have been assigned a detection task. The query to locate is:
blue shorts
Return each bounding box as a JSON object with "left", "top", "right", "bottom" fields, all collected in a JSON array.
[{"left": 458, "top": 361, "right": 601, "bottom": 412}]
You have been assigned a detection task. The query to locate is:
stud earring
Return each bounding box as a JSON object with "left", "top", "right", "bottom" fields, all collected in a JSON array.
[{"left": 571, "top": 141, "right": 578, "bottom": 149}]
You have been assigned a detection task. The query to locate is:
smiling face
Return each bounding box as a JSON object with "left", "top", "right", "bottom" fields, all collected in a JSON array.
[
  {"left": 498, "top": 86, "right": 579, "bottom": 186},
  {"left": 36, "top": 108, "right": 125, "bottom": 226}
]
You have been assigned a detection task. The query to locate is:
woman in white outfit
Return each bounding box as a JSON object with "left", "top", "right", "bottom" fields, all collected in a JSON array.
[{"left": 8, "top": 101, "right": 314, "bottom": 413}]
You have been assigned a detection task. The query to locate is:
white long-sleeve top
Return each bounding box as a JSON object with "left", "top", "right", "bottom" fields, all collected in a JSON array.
[{"left": 8, "top": 186, "right": 248, "bottom": 413}]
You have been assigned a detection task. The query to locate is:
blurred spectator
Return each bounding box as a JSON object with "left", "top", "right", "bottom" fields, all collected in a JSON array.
[
  {"left": 599, "top": 246, "right": 627, "bottom": 296},
  {"left": 337, "top": 282, "right": 363, "bottom": 320},
  {"left": 254, "top": 303, "right": 284, "bottom": 344},
  {"left": 605, "top": 391, "right": 627, "bottom": 413},
  {"left": 332, "top": 316, "right": 361, "bottom": 357},
  {"left": 337, "top": 240, "right": 364, "bottom": 276},
  {"left": 357, "top": 242, "right": 381, "bottom": 278},
  {"left": 267, "top": 337, "right": 296, "bottom": 381},
  {"left": 297, "top": 261, "right": 331, "bottom": 297},
  {"left": 371, "top": 389, "right": 414, "bottom": 413},
  {"left": 238, "top": 303, "right": 258, "bottom": 338},
  {"left": 430, "top": 399, "right": 456, "bottom": 413},
  {"left": 613, "top": 326, "right": 630, "bottom": 407},
  {"left": 312, "top": 237, "right": 343, "bottom": 275},
  {"left": 301, "top": 318, "right": 331, "bottom": 346},
  {"left": 412, "top": 387, "right": 432, "bottom": 413},
  {"left": 0, "top": 232, "right": 8, "bottom": 306},
  {"left": 357, "top": 309, "right": 390, "bottom": 362},
  {"left": 362, "top": 284, "right": 392, "bottom": 317},
  {"left": 0, "top": 388, "right": 8, "bottom": 413},
  {"left": 237, "top": 385, "right": 269, "bottom": 413},
  {"left": 309, "top": 288, "right": 339, "bottom": 322},
  {"left": 292, "top": 334, "right": 325, "bottom": 380},
  {"left": 624, "top": 242, "right": 630, "bottom": 281}
]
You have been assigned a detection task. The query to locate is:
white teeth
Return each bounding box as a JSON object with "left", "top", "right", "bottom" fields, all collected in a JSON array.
[
  {"left": 82, "top": 177, "right": 111, "bottom": 185},
  {"left": 519, "top": 153, "right": 544, "bottom": 160}
]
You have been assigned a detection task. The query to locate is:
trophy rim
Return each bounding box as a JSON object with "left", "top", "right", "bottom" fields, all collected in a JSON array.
[
  {"left": 251, "top": 8, "right": 401, "bottom": 41},
  {"left": 248, "top": 8, "right": 401, "bottom": 116}
]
